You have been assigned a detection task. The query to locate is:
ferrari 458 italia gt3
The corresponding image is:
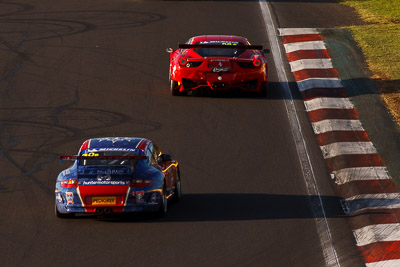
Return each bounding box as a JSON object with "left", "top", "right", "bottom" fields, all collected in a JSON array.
[{"left": 167, "top": 35, "right": 268, "bottom": 96}]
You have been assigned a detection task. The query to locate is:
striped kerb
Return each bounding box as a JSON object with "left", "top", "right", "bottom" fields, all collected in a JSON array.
[{"left": 279, "top": 28, "right": 400, "bottom": 266}]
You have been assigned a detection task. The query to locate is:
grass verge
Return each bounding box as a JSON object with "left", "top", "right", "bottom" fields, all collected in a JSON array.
[{"left": 335, "top": 0, "right": 400, "bottom": 125}]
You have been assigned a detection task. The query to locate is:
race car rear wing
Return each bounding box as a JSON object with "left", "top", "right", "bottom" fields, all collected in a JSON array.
[
  {"left": 60, "top": 155, "right": 148, "bottom": 161},
  {"left": 178, "top": 44, "right": 263, "bottom": 50},
  {"left": 60, "top": 155, "right": 148, "bottom": 171}
]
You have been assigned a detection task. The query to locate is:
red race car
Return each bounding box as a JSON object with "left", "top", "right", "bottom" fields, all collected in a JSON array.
[{"left": 167, "top": 35, "right": 268, "bottom": 96}]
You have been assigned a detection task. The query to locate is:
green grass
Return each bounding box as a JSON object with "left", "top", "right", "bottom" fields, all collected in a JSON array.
[
  {"left": 338, "top": 0, "right": 400, "bottom": 22},
  {"left": 348, "top": 24, "right": 400, "bottom": 79},
  {"left": 335, "top": 0, "right": 400, "bottom": 124}
]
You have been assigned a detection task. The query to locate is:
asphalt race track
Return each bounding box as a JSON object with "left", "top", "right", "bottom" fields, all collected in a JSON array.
[{"left": 0, "top": 1, "right": 365, "bottom": 266}]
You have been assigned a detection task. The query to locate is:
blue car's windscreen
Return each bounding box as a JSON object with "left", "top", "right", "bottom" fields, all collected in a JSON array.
[
  {"left": 78, "top": 151, "right": 141, "bottom": 166},
  {"left": 193, "top": 41, "right": 246, "bottom": 57}
]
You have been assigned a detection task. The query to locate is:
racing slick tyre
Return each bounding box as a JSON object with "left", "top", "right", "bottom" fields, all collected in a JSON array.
[
  {"left": 156, "top": 183, "right": 168, "bottom": 217},
  {"left": 170, "top": 80, "right": 181, "bottom": 96},
  {"left": 173, "top": 171, "right": 182, "bottom": 202},
  {"left": 55, "top": 203, "right": 74, "bottom": 219}
]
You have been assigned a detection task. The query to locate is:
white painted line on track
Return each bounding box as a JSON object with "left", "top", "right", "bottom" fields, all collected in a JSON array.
[
  {"left": 297, "top": 78, "right": 343, "bottom": 92},
  {"left": 353, "top": 223, "right": 400, "bottom": 246},
  {"left": 320, "top": 142, "right": 377, "bottom": 159},
  {"left": 312, "top": 119, "right": 364, "bottom": 134},
  {"left": 283, "top": 41, "right": 326, "bottom": 53},
  {"left": 366, "top": 259, "right": 400, "bottom": 267},
  {"left": 279, "top": 28, "right": 319, "bottom": 36},
  {"left": 304, "top": 97, "right": 354, "bottom": 112},
  {"left": 289, "top": 58, "right": 333, "bottom": 72},
  {"left": 260, "top": 2, "right": 340, "bottom": 267},
  {"left": 332, "top": 167, "right": 389, "bottom": 185},
  {"left": 345, "top": 193, "right": 400, "bottom": 201}
]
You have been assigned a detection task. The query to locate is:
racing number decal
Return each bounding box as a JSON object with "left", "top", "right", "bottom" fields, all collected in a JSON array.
[
  {"left": 199, "top": 41, "right": 239, "bottom": 46},
  {"left": 82, "top": 152, "right": 99, "bottom": 157},
  {"left": 221, "top": 42, "right": 238, "bottom": 46}
]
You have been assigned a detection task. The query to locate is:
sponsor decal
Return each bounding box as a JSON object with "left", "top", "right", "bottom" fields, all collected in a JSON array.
[
  {"left": 210, "top": 58, "right": 229, "bottom": 62},
  {"left": 81, "top": 180, "right": 126, "bottom": 185},
  {"left": 97, "top": 148, "right": 137, "bottom": 152},
  {"left": 56, "top": 193, "right": 63, "bottom": 203},
  {"left": 66, "top": 192, "right": 74, "bottom": 204},
  {"left": 212, "top": 67, "right": 229, "bottom": 73},
  {"left": 92, "top": 196, "right": 116, "bottom": 205},
  {"left": 82, "top": 148, "right": 139, "bottom": 154},
  {"left": 97, "top": 169, "right": 124, "bottom": 175},
  {"left": 97, "top": 174, "right": 111, "bottom": 181},
  {"left": 96, "top": 137, "right": 134, "bottom": 143}
]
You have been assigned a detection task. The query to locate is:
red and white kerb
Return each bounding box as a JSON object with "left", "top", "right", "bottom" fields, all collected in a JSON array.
[{"left": 280, "top": 28, "right": 400, "bottom": 266}]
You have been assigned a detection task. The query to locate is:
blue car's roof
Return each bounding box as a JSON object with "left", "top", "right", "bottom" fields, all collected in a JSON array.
[
  {"left": 77, "top": 137, "right": 150, "bottom": 156},
  {"left": 88, "top": 137, "right": 144, "bottom": 149}
]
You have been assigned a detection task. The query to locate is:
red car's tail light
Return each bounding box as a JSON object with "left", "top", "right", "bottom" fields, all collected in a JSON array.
[
  {"left": 179, "top": 57, "right": 187, "bottom": 66},
  {"left": 60, "top": 179, "right": 78, "bottom": 188},
  {"left": 253, "top": 58, "right": 262, "bottom": 67},
  {"left": 131, "top": 179, "right": 154, "bottom": 187}
]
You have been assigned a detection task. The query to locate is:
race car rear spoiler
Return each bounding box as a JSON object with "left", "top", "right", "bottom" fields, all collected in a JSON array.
[
  {"left": 178, "top": 44, "right": 263, "bottom": 50},
  {"left": 60, "top": 155, "right": 148, "bottom": 160},
  {"left": 60, "top": 155, "right": 148, "bottom": 170}
]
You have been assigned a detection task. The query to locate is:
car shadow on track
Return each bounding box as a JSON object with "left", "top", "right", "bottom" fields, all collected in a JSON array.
[
  {"left": 171, "top": 81, "right": 289, "bottom": 99},
  {"left": 98, "top": 193, "right": 345, "bottom": 223}
]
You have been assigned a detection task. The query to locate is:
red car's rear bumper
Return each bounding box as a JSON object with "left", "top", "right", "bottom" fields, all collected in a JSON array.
[{"left": 172, "top": 66, "right": 268, "bottom": 92}]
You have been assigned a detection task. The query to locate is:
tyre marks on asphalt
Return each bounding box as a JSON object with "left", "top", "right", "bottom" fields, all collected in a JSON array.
[{"left": 280, "top": 28, "right": 400, "bottom": 266}]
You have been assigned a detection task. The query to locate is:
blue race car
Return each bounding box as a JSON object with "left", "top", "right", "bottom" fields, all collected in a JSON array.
[{"left": 55, "top": 137, "right": 181, "bottom": 218}]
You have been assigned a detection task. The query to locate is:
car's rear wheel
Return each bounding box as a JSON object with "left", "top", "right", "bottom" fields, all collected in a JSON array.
[
  {"left": 55, "top": 203, "right": 74, "bottom": 219},
  {"left": 170, "top": 80, "right": 181, "bottom": 96},
  {"left": 174, "top": 171, "right": 182, "bottom": 202},
  {"left": 156, "top": 183, "right": 168, "bottom": 217}
]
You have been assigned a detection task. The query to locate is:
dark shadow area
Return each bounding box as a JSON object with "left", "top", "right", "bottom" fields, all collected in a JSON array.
[
  {"left": 177, "top": 80, "right": 399, "bottom": 105},
  {"left": 93, "top": 193, "right": 345, "bottom": 223},
  {"left": 171, "top": 79, "right": 400, "bottom": 100},
  {"left": 169, "top": 81, "right": 303, "bottom": 99},
  {"left": 178, "top": 88, "right": 270, "bottom": 99}
]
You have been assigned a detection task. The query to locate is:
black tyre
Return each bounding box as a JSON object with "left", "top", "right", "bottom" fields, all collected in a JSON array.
[
  {"left": 170, "top": 80, "right": 181, "bottom": 96},
  {"left": 156, "top": 183, "right": 168, "bottom": 217},
  {"left": 55, "top": 203, "right": 74, "bottom": 219},
  {"left": 173, "top": 171, "right": 182, "bottom": 202}
]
